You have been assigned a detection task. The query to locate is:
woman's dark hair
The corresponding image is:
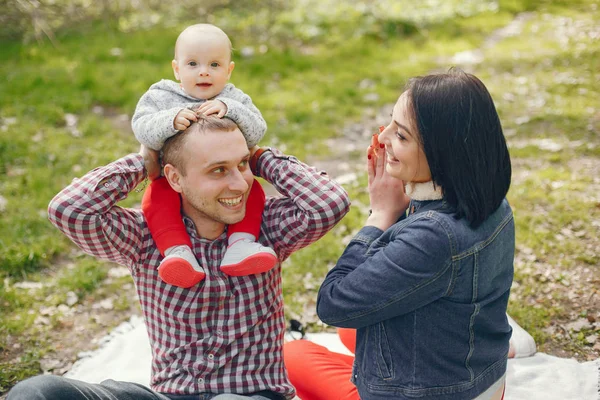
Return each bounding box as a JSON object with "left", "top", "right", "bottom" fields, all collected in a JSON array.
[{"left": 405, "top": 68, "right": 511, "bottom": 228}]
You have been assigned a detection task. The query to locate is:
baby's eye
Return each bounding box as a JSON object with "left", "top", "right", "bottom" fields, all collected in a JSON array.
[
  {"left": 210, "top": 62, "right": 219, "bottom": 68},
  {"left": 188, "top": 61, "right": 197, "bottom": 66}
]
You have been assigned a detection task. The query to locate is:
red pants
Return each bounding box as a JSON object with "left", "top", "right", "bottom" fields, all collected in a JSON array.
[
  {"left": 141, "top": 177, "right": 265, "bottom": 255},
  {"left": 284, "top": 328, "right": 358, "bottom": 400},
  {"left": 284, "top": 328, "right": 505, "bottom": 400}
]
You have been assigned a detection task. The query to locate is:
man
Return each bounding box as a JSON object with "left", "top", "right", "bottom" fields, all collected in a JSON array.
[{"left": 8, "top": 116, "right": 350, "bottom": 400}]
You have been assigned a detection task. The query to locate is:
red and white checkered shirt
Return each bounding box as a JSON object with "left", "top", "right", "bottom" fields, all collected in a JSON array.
[{"left": 48, "top": 150, "right": 350, "bottom": 398}]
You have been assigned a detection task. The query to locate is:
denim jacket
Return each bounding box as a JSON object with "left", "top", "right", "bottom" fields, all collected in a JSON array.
[{"left": 317, "top": 197, "right": 515, "bottom": 400}]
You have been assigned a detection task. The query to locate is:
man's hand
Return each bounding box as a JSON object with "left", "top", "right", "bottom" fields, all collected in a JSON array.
[
  {"left": 139, "top": 145, "right": 161, "bottom": 181},
  {"left": 249, "top": 145, "right": 260, "bottom": 160},
  {"left": 248, "top": 145, "right": 261, "bottom": 173},
  {"left": 174, "top": 109, "right": 198, "bottom": 131},
  {"left": 196, "top": 100, "right": 228, "bottom": 118}
]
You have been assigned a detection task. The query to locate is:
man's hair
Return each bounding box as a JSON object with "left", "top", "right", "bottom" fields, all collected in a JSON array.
[
  {"left": 404, "top": 68, "right": 512, "bottom": 228},
  {"left": 161, "top": 114, "right": 239, "bottom": 175}
]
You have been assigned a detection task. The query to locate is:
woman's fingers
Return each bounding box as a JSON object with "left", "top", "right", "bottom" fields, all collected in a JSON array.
[
  {"left": 367, "top": 126, "right": 386, "bottom": 181},
  {"left": 375, "top": 143, "right": 385, "bottom": 171},
  {"left": 367, "top": 153, "right": 375, "bottom": 184}
]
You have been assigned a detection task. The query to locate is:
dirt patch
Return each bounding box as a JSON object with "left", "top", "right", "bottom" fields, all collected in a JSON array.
[{"left": 0, "top": 266, "right": 141, "bottom": 398}]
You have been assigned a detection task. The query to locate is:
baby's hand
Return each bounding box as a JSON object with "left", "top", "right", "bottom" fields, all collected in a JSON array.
[
  {"left": 196, "top": 100, "right": 228, "bottom": 118},
  {"left": 174, "top": 109, "right": 198, "bottom": 131}
]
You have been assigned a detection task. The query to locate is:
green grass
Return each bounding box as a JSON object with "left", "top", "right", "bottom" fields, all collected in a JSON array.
[
  {"left": 2, "top": 2, "right": 507, "bottom": 389},
  {"left": 485, "top": 2, "right": 600, "bottom": 347},
  {"left": 0, "top": 1, "right": 517, "bottom": 284},
  {"left": 1, "top": 0, "right": 599, "bottom": 392}
]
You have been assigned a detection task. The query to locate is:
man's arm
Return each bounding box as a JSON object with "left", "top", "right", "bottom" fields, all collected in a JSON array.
[
  {"left": 47, "top": 154, "right": 149, "bottom": 270},
  {"left": 252, "top": 148, "right": 351, "bottom": 261},
  {"left": 131, "top": 89, "right": 184, "bottom": 150},
  {"left": 216, "top": 84, "right": 267, "bottom": 148}
]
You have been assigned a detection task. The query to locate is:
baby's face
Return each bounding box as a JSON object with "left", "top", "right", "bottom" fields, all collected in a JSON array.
[{"left": 172, "top": 34, "right": 234, "bottom": 100}]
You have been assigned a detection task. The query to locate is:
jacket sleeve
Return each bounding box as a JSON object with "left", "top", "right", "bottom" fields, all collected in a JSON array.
[
  {"left": 255, "top": 149, "right": 351, "bottom": 261},
  {"left": 216, "top": 84, "right": 267, "bottom": 148},
  {"left": 131, "top": 90, "right": 183, "bottom": 150},
  {"left": 47, "top": 154, "right": 149, "bottom": 273},
  {"left": 316, "top": 216, "right": 455, "bottom": 329}
]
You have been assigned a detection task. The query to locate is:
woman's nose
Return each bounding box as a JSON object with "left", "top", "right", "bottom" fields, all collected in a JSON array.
[{"left": 378, "top": 125, "right": 391, "bottom": 143}]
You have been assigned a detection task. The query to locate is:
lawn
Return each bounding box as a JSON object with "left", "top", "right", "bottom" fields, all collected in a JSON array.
[{"left": 0, "top": 0, "right": 598, "bottom": 394}]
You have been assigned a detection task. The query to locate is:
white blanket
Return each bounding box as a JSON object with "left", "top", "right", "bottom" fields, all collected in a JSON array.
[{"left": 66, "top": 316, "right": 599, "bottom": 400}]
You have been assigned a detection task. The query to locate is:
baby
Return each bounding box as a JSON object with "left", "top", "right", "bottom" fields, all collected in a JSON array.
[{"left": 132, "top": 23, "right": 277, "bottom": 288}]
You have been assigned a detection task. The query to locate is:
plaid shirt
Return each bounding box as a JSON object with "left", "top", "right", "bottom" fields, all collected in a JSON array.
[{"left": 48, "top": 149, "right": 350, "bottom": 398}]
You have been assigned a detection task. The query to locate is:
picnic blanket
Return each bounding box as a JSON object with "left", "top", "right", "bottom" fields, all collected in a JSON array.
[{"left": 66, "top": 315, "right": 600, "bottom": 400}]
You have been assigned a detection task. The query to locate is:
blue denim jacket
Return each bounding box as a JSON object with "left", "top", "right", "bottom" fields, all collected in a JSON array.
[{"left": 317, "top": 198, "right": 515, "bottom": 400}]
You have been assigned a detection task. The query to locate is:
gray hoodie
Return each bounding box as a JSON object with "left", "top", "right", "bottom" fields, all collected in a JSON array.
[{"left": 132, "top": 79, "right": 266, "bottom": 150}]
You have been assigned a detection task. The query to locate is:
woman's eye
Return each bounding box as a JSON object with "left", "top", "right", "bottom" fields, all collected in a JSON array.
[
  {"left": 213, "top": 167, "right": 225, "bottom": 174},
  {"left": 239, "top": 160, "right": 249, "bottom": 168},
  {"left": 396, "top": 131, "right": 407, "bottom": 141}
]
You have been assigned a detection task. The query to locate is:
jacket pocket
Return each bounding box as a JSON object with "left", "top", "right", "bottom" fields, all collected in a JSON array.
[{"left": 374, "top": 322, "right": 394, "bottom": 380}]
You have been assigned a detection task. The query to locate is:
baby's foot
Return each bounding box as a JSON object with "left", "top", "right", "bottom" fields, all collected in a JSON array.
[
  {"left": 220, "top": 239, "right": 278, "bottom": 276},
  {"left": 158, "top": 245, "right": 205, "bottom": 288}
]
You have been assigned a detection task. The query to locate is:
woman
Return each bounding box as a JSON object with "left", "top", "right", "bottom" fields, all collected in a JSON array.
[{"left": 285, "top": 69, "right": 514, "bottom": 400}]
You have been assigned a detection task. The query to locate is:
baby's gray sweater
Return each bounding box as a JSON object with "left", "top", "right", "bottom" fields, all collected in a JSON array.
[{"left": 132, "top": 79, "right": 266, "bottom": 150}]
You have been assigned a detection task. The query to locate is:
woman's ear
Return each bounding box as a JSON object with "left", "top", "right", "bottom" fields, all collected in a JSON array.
[{"left": 163, "top": 164, "right": 183, "bottom": 193}]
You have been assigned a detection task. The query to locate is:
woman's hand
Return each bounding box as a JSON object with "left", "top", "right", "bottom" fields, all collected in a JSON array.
[{"left": 366, "top": 128, "right": 411, "bottom": 231}]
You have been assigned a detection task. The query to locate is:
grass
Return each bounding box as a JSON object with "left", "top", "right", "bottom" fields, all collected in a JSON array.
[
  {"left": 1, "top": 0, "right": 599, "bottom": 392},
  {"left": 477, "top": 2, "right": 600, "bottom": 355}
]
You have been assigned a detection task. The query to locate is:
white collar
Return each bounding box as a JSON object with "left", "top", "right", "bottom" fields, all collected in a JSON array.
[{"left": 405, "top": 181, "right": 443, "bottom": 201}]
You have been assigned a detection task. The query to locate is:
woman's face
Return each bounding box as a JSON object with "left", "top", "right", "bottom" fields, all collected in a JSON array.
[{"left": 379, "top": 92, "right": 432, "bottom": 183}]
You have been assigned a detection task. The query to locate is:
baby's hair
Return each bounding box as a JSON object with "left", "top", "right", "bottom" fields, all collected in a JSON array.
[{"left": 174, "top": 24, "right": 233, "bottom": 59}]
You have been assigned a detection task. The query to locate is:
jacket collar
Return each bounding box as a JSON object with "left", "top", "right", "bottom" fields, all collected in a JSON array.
[{"left": 405, "top": 181, "right": 443, "bottom": 201}]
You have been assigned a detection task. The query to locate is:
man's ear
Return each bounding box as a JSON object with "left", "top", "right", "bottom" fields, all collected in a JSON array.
[
  {"left": 172, "top": 60, "right": 180, "bottom": 81},
  {"left": 227, "top": 61, "right": 235, "bottom": 79},
  {"left": 163, "top": 164, "right": 184, "bottom": 194}
]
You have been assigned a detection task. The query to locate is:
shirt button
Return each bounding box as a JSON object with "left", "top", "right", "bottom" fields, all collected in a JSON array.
[
  {"left": 198, "top": 378, "right": 204, "bottom": 384},
  {"left": 207, "top": 354, "right": 215, "bottom": 360},
  {"left": 216, "top": 329, "right": 223, "bottom": 335}
]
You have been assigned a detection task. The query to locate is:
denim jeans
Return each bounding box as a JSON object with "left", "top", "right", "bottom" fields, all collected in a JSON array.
[{"left": 6, "top": 375, "right": 284, "bottom": 400}]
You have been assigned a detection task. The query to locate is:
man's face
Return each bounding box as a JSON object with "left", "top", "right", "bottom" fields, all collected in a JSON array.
[
  {"left": 172, "top": 33, "right": 234, "bottom": 100},
  {"left": 171, "top": 128, "right": 253, "bottom": 231}
]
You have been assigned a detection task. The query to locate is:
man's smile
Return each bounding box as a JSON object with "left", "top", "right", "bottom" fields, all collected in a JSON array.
[{"left": 218, "top": 195, "right": 243, "bottom": 207}]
